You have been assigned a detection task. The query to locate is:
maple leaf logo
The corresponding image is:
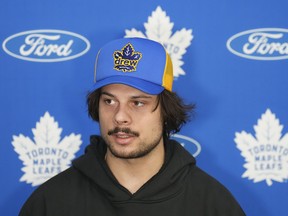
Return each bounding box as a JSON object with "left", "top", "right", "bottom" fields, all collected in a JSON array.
[
  {"left": 12, "top": 112, "right": 82, "bottom": 186},
  {"left": 125, "top": 6, "right": 193, "bottom": 77},
  {"left": 235, "top": 109, "right": 288, "bottom": 186},
  {"left": 113, "top": 43, "right": 142, "bottom": 72}
]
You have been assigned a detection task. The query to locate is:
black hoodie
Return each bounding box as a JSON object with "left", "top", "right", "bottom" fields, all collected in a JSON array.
[{"left": 19, "top": 135, "right": 245, "bottom": 216}]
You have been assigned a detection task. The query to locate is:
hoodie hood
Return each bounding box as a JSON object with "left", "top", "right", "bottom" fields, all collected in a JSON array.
[{"left": 72, "top": 135, "right": 196, "bottom": 203}]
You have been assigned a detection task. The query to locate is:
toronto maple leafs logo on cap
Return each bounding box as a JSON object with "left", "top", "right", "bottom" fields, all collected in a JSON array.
[
  {"left": 113, "top": 43, "right": 142, "bottom": 72},
  {"left": 92, "top": 38, "right": 173, "bottom": 94}
]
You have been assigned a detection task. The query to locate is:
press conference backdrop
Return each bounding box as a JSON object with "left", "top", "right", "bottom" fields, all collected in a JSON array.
[{"left": 1, "top": 0, "right": 288, "bottom": 215}]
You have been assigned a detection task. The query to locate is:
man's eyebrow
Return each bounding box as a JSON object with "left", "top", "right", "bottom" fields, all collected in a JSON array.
[
  {"left": 100, "top": 92, "right": 115, "bottom": 97},
  {"left": 131, "top": 95, "right": 153, "bottom": 99},
  {"left": 100, "top": 91, "right": 152, "bottom": 99}
]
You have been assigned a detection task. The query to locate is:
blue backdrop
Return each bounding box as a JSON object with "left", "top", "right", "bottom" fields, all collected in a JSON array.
[{"left": 1, "top": 0, "right": 288, "bottom": 215}]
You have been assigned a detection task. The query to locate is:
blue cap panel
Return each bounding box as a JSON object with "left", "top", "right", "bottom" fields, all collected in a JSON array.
[{"left": 94, "top": 38, "right": 167, "bottom": 94}]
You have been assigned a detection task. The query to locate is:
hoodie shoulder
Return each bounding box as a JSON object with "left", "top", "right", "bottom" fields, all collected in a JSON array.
[
  {"left": 186, "top": 166, "right": 246, "bottom": 215},
  {"left": 19, "top": 167, "right": 81, "bottom": 216}
]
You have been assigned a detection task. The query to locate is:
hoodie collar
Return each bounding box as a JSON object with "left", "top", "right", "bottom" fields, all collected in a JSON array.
[{"left": 73, "top": 135, "right": 196, "bottom": 202}]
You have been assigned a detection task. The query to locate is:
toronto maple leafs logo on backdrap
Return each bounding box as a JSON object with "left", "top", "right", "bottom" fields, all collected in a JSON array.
[
  {"left": 114, "top": 43, "right": 142, "bottom": 72},
  {"left": 235, "top": 109, "right": 288, "bottom": 186},
  {"left": 12, "top": 112, "right": 82, "bottom": 186},
  {"left": 125, "top": 6, "right": 193, "bottom": 77}
]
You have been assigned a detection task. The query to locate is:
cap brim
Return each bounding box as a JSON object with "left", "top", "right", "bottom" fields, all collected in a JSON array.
[{"left": 91, "top": 76, "right": 164, "bottom": 95}]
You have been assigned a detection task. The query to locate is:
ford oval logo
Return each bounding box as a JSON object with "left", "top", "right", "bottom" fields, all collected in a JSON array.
[
  {"left": 2, "top": 29, "right": 90, "bottom": 62},
  {"left": 171, "top": 134, "right": 201, "bottom": 157},
  {"left": 227, "top": 28, "right": 288, "bottom": 60}
]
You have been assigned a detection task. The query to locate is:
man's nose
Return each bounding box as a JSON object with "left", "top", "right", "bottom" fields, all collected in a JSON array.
[{"left": 114, "top": 104, "right": 131, "bottom": 125}]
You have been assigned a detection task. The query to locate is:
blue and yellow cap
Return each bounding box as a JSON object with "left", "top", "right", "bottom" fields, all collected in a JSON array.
[{"left": 92, "top": 38, "right": 173, "bottom": 95}]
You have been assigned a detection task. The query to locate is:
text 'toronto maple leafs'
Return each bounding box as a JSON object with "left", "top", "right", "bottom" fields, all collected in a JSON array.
[
  {"left": 12, "top": 112, "right": 82, "bottom": 186},
  {"left": 235, "top": 109, "right": 288, "bottom": 186}
]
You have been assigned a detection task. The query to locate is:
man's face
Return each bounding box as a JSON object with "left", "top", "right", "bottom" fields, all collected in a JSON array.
[{"left": 99, "top": 84, "right": 164, "bottom": 159}]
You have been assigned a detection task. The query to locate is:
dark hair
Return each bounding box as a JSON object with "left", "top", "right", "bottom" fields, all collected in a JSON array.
[
  {"left": 157, "top": 90, "right": 195, "bottom": 137},
  {"left": 87, "top": 88, "right": 195, "bottom": 138}
]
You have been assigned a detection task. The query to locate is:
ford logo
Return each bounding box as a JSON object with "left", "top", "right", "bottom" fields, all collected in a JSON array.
[
  {"left": 171, "top": 134, "right": 201, "bottom": 157},
  {"left": 227, "top": 28, "right": 288, "bottom": 60},
  {"left": 2, "top": 29, "right": 90, "bottom": 62}
]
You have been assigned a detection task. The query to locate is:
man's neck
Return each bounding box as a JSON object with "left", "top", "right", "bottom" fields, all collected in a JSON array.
[{"left": 105, "top": 141, "right": 165, "bottom": 194}]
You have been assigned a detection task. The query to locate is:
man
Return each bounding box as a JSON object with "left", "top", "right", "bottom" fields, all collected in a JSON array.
[{"left": 19, "top": 38, "right": 245, "bottom": 215}]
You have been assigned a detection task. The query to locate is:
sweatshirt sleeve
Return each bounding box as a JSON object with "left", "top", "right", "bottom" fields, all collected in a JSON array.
[
  {"left": 190, "top": 167, "right": 246, "bottom": 216},
  {"left": 205, "top": 179, "right": 246, "bottom": 215},
  {"left": 19, "top": 188, "right": 47, "bottom": 216},
  {"left": 210, "top": 186, "right": 246, "bottom": 216}
]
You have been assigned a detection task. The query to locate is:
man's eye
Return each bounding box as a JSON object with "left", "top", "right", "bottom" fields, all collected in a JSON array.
[
  {"left": 104, "top": 99, "right": 115, "bottom": 105},
  {"left": 133, "top": 101, "right": 144, "bottom": 107}
]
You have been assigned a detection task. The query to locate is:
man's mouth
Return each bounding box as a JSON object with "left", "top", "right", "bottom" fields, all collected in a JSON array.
[
  {"left": 108, "top": 127, "right": 139, "bottom": 137},
  {"left": 114, "top": 132, "right": 134, "bottom": 138},
  {"left": 107, "top": 128, "right": 139, "bottom": 145}
]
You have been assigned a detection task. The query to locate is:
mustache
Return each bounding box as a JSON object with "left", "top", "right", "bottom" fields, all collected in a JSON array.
[{"left": 107, "top": 127, "right": 140, "bottom": 137}]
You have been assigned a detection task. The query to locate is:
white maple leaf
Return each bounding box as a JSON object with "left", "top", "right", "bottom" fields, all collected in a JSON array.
[
  {"left": 125, "top": 6, "right": 193, "bottom": 77},
  {"left": 12, "top": 112, "right": 82, "bottom": 186},
  {"left": 235, "top": 109, "right": 288, "bottom": 186}
]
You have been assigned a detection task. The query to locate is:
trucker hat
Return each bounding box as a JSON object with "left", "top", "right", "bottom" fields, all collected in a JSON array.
[{"left": 92, "top": 37, "right": 173, "bottom": 95}]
